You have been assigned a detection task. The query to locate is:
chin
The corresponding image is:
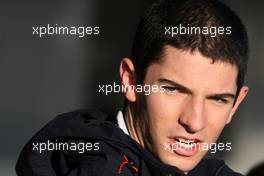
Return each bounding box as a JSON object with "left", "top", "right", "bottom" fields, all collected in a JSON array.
[{"left": 157, "top": 149, "right": 206, "bottom": 172}]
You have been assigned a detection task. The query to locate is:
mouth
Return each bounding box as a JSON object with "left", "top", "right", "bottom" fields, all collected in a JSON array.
[
  {"left": 168, "top": 136, "right": 202, "bottom": 157},
  {"left": 174, "top": 137, "right": 199, "bottom": 147}
]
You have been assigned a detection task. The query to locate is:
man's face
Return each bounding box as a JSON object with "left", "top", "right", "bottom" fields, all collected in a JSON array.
[{"left": 140, "top": 46, "right": 245, "bottom": 171}]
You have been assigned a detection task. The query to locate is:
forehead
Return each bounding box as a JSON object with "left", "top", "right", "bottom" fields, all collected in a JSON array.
[{"left": 146, "top": 46, "right": 238, "bottom": 93}]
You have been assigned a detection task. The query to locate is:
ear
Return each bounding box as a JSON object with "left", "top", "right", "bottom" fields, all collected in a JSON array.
[
  {"left": 226, "top": 86, "right": 249, "bottom": 124},
  {"left": 119, "top": 58, "right": 137, "bottom": 102}
]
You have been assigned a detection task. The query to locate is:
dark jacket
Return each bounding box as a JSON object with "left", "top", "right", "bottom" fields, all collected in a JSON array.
[{"left": 16, "top": 108, "right": 242, "bottom": 176}]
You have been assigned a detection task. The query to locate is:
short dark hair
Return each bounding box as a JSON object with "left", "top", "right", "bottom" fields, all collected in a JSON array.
[
  {"left": 127, "top": 0, "right": 249, "bottom": 151},
  {"left": 131, "top": 0, "right": 249, "bottom": 94}
]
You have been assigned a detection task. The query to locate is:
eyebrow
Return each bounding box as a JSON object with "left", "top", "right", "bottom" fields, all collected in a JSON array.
[
  {"left": 207, "top": 93, "right": 235, "bottom": 100},
  {"left": 157, "top": 78, "right": 192, "bottom": 94},
  {"left": 157, "top": 78, "right": 235, "bottom": 99}
]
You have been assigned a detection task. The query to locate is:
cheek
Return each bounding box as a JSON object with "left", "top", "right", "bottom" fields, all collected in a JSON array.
[
  {"left": 205, "top": 105, "right": 233, "bottom": 141},
  {"left": 144, "top": 94, "right": 171, "bottom": 151},
  {"left": 145, "top": 92, "right": 185, "bottom": 117},
  {"left": 145, "top": 94, "right": 167, "bottom": 130},
  {"left": 144, "top": 93, "right": 183, "bottom": 144},
  {"left": 145, "top": 93, "right": 179, "bottom": 127}
]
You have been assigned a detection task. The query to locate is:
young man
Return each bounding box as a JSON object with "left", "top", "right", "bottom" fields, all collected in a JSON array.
[{"left": 16, "top": 0, "right": 249, "bottom": 175}]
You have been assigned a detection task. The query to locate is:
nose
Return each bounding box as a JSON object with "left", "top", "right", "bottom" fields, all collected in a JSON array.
[{"left": 178, "top": 96, "right": 206, "bottom": 133}]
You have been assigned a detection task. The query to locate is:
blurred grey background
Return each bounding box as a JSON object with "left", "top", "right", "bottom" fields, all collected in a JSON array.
[{"left": 0, "top": 0, "right": 263, "bottom": 175}]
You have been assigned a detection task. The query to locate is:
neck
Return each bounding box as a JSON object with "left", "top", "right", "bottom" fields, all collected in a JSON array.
[{"left": 124, "top": 104, "right": 145, "bottom": 148}]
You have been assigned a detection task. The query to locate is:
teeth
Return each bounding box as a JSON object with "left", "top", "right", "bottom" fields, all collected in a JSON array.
[{"left": 174, "top": 138, "right": 197, "bottom": 145}]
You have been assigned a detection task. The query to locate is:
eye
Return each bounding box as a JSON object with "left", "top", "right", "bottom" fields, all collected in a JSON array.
[
  {"left": 212, "top": 97, "right": 229, "bottom": 104},
  {"left": 161, "top": 86, "right": 179, "bottom": 93}
]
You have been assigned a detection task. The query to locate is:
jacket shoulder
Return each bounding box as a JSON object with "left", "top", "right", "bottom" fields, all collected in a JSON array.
[
  {"left": 15, "top": 108, "right": 120, "bottom": 176},
  {"left": 194, "top": 158, "right": 243, "bottom": 176}
]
